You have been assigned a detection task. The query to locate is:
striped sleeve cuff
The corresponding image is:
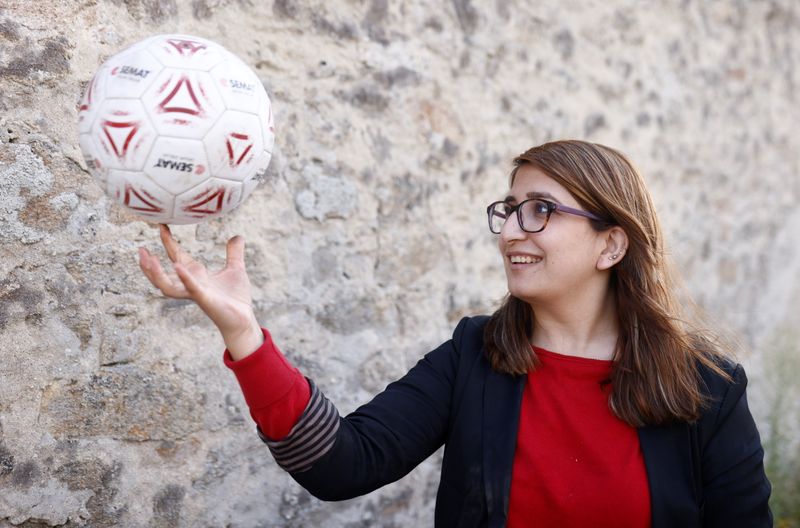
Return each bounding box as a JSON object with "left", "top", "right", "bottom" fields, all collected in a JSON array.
[{"left": 257, "top": 379, "right": 340, "bottom": 473}]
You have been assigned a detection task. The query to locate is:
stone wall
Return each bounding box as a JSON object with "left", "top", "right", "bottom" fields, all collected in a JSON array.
[{"left": 1, "top": 0, "right": 798, "bottom": 526}]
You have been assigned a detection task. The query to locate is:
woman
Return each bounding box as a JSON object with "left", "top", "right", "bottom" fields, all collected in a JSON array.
[{"left": 138, "top": 140, "right": 772, "bottom": 527}]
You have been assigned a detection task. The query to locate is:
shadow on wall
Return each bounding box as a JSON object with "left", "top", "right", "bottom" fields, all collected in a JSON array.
[{"left": 762, "top": 325, "right": 800, "bottom": 527}]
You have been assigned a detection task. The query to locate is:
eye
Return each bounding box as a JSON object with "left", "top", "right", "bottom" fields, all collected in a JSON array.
[{"left": 531, "top": 200, "right": 550, "bottom": 216}]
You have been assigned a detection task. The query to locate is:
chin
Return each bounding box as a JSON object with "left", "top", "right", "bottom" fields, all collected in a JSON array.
[{"left": 506, "top": 284, "right": 536, "bottom": 304}]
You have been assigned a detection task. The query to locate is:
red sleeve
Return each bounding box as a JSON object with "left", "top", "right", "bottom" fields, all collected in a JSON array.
[{"left": 223, "top": 328, "right": 310, "bottom": 440}]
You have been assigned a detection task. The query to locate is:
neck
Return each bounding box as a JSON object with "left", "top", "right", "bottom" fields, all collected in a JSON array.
[{"left": 529, "top": 285, "right": 619, "bottom": 361}]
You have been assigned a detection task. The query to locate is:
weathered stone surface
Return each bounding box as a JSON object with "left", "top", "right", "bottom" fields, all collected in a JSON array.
[
  {"left": 40, "top": 367, "right": 204, "bottom": 441},
  {"left": 0, "top": 143, "right": 54, "bottom": 244},
  {"left": 294, "top": 169, "right": 358, "bottom": 221},
  {"left": 0, "top": 0, "right": 798, "bottom": 526}
]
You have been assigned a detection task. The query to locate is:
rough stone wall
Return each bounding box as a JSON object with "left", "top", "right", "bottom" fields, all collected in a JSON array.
[{"left": 1, "top": 0, "right": 798, "bottom": 526}]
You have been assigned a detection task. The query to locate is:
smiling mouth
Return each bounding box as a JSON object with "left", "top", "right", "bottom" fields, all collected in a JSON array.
[{"left": 509, "top": 255, "right": 542, "bottom": 264}]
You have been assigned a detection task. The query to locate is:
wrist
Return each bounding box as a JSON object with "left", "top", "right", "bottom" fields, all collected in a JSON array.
[{"left": 224, "top": 319, "right": 264, "bottom": 361}]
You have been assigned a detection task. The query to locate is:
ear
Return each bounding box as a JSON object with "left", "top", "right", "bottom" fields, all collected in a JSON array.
[{"left": 596, "top": 226, "right": 628, "bottom": 271}]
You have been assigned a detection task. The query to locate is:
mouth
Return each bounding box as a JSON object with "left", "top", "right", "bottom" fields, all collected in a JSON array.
[{"left": 508, "top": 255, "right": 543, "bottom": 265}]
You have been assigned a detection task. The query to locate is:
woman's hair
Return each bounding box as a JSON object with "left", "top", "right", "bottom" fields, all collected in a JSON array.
[{"left": 484, "top": 139, "right": 730, "bottom": 427}]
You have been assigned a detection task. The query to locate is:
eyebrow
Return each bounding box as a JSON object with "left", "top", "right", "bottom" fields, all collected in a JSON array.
[{"left": 504, "top": 191, "right": 562, "bottom": 203}]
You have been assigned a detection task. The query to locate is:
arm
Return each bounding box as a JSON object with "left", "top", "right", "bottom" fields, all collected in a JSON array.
[
  {"left": 138, "top": 224, "right": 468, "bottom": 498},
  {"left": 139, "top": 225, "right": 311, "bottom": 439},
  {"left": 701, "top": 364, "right": 773, "bottom": 527},
  {"left": 223, "top": 328, "right": 310, "bottom": 439},
  {"left": 266, "top": 318, "right": 474, "bottom": 501}
]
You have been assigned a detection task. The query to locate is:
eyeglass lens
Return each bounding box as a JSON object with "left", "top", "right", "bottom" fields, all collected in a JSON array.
[{"left": 489, "top": 200, "right": 550, "bottom": 233}]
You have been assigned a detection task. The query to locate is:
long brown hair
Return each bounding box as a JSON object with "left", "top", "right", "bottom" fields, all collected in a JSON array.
[{"left": 484, "top": 140, "right": 730, "bottom": 427}]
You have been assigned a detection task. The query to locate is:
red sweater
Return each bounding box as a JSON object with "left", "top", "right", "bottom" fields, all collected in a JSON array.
[
  {"left": 507, "top": 347, "right": 651, "bottom": 527},
  {"left": 225, "top": 333, "right": 650, "bottom": 525},
  {"left": 223, "top": 328, "right": 310, "bottom": 439}
]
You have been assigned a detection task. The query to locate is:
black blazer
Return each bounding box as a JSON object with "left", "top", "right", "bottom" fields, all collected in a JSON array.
[{"left": 272, "top": 317, "right": 772, "bottom": 527}]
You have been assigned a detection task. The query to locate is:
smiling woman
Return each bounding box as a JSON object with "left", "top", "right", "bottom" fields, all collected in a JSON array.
[{"left": 139, "top": 139, "right": 772, "bottom": 527}]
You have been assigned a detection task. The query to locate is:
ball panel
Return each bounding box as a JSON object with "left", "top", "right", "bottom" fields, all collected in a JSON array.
[
  {"left": 258, "top": 94, "right": 275, "bottom": 155},
  {"left": 114, "top": 35, "right": 159, "bottom": 57},
  {"left": 78, "top": 133, "right": 108, "bottom": 186},
  {"left": 143, "top": 137, "right": 209, "bottom": 195},
  {"left": 144, "top": 35, "right": 225, "bottom": 71},
  {"left": 107, "top": 169, "right": 176, "bottom": 220},
  {"left": 240, "top": 150, "right": 271, "bottom": 203},
  {"left": 241, "top": 170, "right": 261, "bottom": 203},
  {"left": 202, "top": 111, "right": 264, "bottom": 182},
  {"left": 91, "top": 99, "right": 158, "bottom": 172},
  {"left": 173, "top": 178, "right": 243, "bottom": 224},
  {"left": 210, "top": 53, "right": 268, "bottom": 113},
  {"left": 77, "top": 67, "right": 108, "bottom": 135},
  {"left": 103, "top": 48, "right": 163, "bottom": 99},
  {"left": 143, "top": 68, "right": 225, "bottom": 140}
]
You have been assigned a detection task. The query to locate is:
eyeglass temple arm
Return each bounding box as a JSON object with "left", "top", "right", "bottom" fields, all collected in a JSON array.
[{"left": 554, "top": 203, "right": 605, "bottom": 222}]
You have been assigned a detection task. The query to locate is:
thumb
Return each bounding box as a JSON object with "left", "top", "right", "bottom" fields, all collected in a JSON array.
[{"left": 225, "top": 235, "right": 246, "bottom": 270}]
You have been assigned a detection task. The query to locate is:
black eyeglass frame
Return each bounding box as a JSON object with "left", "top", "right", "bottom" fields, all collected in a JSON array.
[{"left": 486, "top": 198, "right": 607, "bottom": 234}]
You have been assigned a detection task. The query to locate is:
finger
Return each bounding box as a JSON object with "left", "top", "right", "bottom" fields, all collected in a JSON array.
[
  {"left": 143, "top": 252, "right": 191, "bottom": 299},
  {"left": 174, "top": 262, "right": 206, "bottom": 301},
  {"left": 225, "top": 236, "right": 245, "bottom": 270},
  {"left": 138, "top": 247, "right": 189, "bottom": 298},
  {"left": 138, "top": 247, "right": 160, "bottom": 280},
  {"left": 159, "top": 224, "right": 191, "bottom": 265},
  {"left": 138, "top": 247, "right": 150, "bottom": 272}
]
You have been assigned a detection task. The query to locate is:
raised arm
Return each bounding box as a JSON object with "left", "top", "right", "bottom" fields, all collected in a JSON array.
[{"left": 274, "top": 317, "right": 482, "bottom": 501}]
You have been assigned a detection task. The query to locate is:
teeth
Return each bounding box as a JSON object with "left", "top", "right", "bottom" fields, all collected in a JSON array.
[{"left": 510, "top": 255, "right": 541, "bottom": 264}]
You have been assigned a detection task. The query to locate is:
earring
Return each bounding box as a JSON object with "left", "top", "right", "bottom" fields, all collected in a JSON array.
[{"left": 609, "top": 255, "right": 619, "bottom": 260}]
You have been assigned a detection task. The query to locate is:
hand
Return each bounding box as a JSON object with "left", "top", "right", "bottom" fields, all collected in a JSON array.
[{"left": 138, "top": 224, "right": 264, "bottom": 360}]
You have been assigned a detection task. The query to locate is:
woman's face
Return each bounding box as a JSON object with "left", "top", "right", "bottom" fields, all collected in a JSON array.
[{"left": 498, "top": 165, "right": 610, "bottom": 305}]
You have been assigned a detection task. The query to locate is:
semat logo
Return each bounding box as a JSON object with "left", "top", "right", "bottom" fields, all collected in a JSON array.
[
  {"left": 154, "top": 158, "right": 193, "bottom": 172},
  {"left": 229, "top": 79, "right": 255, "bottom": 92},
  {"left": 112, "top": 66, "right": 152, "bottom": 79}
]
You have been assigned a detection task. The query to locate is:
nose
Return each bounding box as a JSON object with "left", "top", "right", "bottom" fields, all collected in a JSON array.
[{"left": 499, "top": 210, "right": 526, "bottom": 243}]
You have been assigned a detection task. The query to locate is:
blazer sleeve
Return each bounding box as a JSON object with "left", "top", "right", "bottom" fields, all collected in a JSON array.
[
  {"left": 700, "top": 363, "right": 773, "bottom": 527},
  {"left": 258, "top": 316, "right": 479, "bottom": 501}
]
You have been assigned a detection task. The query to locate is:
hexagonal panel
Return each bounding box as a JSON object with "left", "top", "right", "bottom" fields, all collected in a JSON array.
[
  {"left": 143, "top": 68, "right": 225, "bottom": 140},
  {"left": 209, "top": 52, "right": 265, "bottom": 113},
  {"left": 258, "top": 94, "right": 275, "bottom": 155},
  {"left": 77, "top": 66, "right": 108, "bottom": 135},
  {"left": 143, "top": 137, "right": 209, "bottom": 195},
  {"left": 107, "top": 169, "right": 175, "bottom": 222},
  {"left": 91, "top": 99, "right": 157, "bottom": 171},
  {"left": 78, "top": 133, "right": 109, "bottom": 188},
  {"left": 115, "top": 35, "right": 158, "bottom": 57},
  {"left": 103, "top": 47, "right": 163, "bottom": 99},
  {"left": 240, "top": 168, "right": 264, "bottom": 204},
  {"left": 174, "top": 179, "right": 243, "bottom": 224},
  {"left": 144, "top": 34, "right": 225, "bottom": 72},
  {"left": 203, "top": 111, "right": 263, "bottom": 182}
]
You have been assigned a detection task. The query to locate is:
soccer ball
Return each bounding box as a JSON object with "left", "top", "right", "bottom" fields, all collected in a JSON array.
[{"left": 77, "top": 34, "right": 274, "bottom": 224}]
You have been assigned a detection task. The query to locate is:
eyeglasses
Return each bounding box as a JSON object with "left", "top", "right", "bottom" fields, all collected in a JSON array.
[{"left": 486, "top": 198, "right": 606, "bottom": 234}]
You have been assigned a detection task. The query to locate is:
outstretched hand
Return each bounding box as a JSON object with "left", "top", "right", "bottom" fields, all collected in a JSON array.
[{"left": 138, "top": 224, "right": 264, "bottom": 359}]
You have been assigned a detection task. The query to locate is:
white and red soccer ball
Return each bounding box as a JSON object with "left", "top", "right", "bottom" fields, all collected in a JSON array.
[{"left": 77, "top": 34, "right": 274, "bottom": 224}]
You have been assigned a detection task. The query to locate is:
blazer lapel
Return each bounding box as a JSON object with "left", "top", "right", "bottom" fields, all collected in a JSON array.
[{"left": 482, "top": 368, "right": 526, "bottom": 528}]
